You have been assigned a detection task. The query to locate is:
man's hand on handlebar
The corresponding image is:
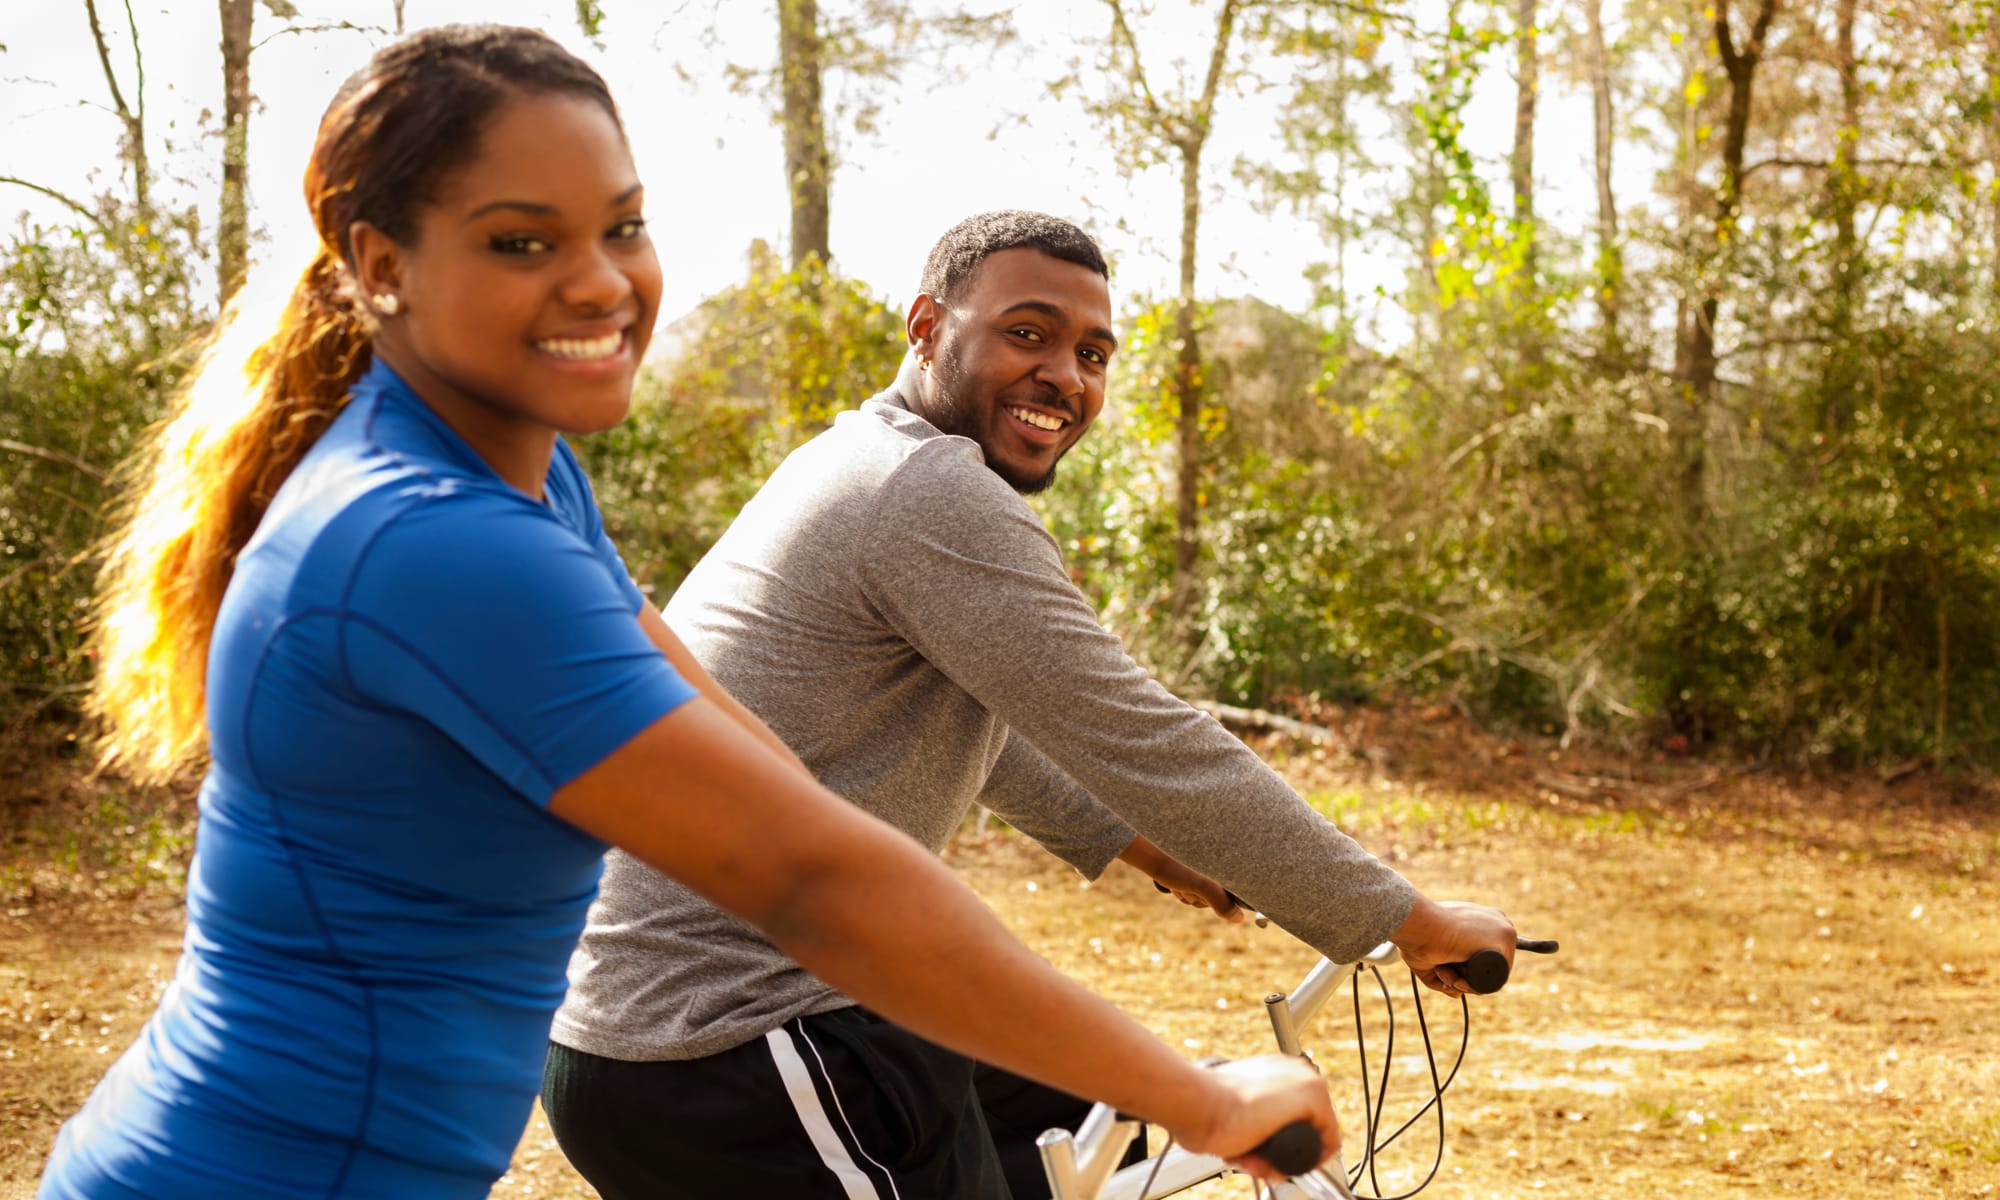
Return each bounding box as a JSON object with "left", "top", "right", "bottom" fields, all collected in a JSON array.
[{"left": 1388, "top": 896, "right": 1518, "bottom": 997}]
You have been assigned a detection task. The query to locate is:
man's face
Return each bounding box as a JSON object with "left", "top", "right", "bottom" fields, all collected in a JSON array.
[{"left": 913, "top": 247, "right": 1116, "bottom": 494}]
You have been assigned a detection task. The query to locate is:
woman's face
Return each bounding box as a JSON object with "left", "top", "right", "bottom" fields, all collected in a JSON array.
[{"left": 353, "top": 91, "right": 661, "bottom": 480}]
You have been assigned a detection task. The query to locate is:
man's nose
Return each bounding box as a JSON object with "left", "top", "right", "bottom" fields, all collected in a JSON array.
[{"left": 1037, "top": 348, "right": 1085, "bottom": 408}]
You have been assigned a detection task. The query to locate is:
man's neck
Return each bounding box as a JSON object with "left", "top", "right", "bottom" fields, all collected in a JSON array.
[{"left": 888, "top": 356, "right": 929, "bottom": 418}]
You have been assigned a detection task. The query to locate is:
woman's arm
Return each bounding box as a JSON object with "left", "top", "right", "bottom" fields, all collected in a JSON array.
[{"left": 547, "top": 695, "right": 1336, "bottom": 1175}]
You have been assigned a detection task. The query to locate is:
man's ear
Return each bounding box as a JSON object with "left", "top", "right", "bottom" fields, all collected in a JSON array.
[
  {"left": 347, "top": 220, "right": 404, "bottom": 308},
  {"left": 905, "top": 293, "right": 941, "bottom": 362}
]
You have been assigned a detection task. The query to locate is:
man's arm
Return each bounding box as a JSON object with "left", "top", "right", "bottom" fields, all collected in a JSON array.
[
  {"left": 974, "top": 728, "right": 1135, "bottom": 878},
  {"left": 858, "top": 448, "right": 1505, "bottom": 970},
  {"left": 979, "top": 729, "right": 1241, "bottom": 919}
]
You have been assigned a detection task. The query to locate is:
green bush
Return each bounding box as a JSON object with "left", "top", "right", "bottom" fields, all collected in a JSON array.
[{"left": 0, "top": 203, "right": 209, "bottom": 724}]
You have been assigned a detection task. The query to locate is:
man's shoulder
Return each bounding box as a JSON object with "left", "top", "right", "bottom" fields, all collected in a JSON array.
[{"left": 808, "top": 398, "right": 1011, "bottom": 500}]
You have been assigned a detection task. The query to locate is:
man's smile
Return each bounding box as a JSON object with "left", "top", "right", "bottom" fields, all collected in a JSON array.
[{"left": 1005, "top": 405, "right": 1068, "bottom": 432}]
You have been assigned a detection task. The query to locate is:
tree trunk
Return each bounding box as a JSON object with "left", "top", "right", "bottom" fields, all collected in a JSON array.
[
  {"left": 1584, "top": 0, "right": 1621, "bottom": 355},
  {"left": 1170, "top": 144, "right": 1204, "bottom": 635},
  {"left": 1820, "top": 0, "right": 1859, "bottom": 431},
  {"left": 1930, "top": 555, "right": 1949, "bottom": 756},
  {"left": 1163, "top": 0, "right": 1240, "bottom": 643},
  {"left": 1832, "top": 0, "right": 1858, "bottom": 311},
  {"left": 779, "top": 0, "right": 830, "bottom": 270},
  {"left": 1683, "top": 0, "right": 1777, "bottom": 405},
  {"left": 218, "top": 0, "right": 254, "bottom": 307},
  {"left": 1511, "top": 0, "right": 1537, "bottom": 231},
  {"left": 1987, "top": 20, "right": 2000, "bottom": 297}
]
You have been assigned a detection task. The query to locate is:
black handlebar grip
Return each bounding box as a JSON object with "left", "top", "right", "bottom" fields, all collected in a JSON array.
[
  {"left": 1252, "top": 1120, "right": 1323, "bottom": 1176},
  {"left": 1452, "top": 948, "right": 1511, "bottom": 995}
]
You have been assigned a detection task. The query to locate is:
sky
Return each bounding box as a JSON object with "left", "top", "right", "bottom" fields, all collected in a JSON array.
[{"left": 1, "top": 0, "right": 1627, "bottom": 347}]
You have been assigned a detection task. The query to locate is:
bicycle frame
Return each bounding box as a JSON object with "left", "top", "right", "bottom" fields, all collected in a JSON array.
[{"left": 1037, "top": 943, "right": 1408, "bottom": 1200}]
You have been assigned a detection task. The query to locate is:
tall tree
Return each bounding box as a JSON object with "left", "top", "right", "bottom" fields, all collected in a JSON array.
[
  {"left": 1985, "top": 9, "right": 2000, "bottom": 296},
  {"left": 780, "top": 0, "right": 831, "bottom": 269},
  {"left": 1096, "top": 0, "right": 1245, "bottom": 638},
  {"left": 216, "top": 0, "right": 309, "bottom": 307},
  {"left": 704, "top": 2, "right": 1010, "bottom": 269},
  {"left": 1678, "top": 0, "right": 1778, "bottom": 404},
  {"left": 1511, "top": 0, "right": 1538, "bottom": 241},
  {"left": 1583, "top": 0, "right": 1621, "bottom": 354},
  {"left": 218, "top": 0, "right": 255, "bottom": 305}
]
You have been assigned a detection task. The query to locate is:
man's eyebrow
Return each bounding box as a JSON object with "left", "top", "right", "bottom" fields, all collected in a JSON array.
[
  {"left": 465, "top": 184, "right": 644, "bottom": 222},
  {"left": 1000, "top": 300, "right": 1120, "bottom": 353}
]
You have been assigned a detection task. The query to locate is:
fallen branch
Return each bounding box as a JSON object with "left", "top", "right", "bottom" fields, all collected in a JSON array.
[
  {"left": 1533, "top": 770, "right": 1623, "bottom": 801},
  {"left": 1192, "top": 700, "right": 1337, "bottom": 744},
  {"left": 1536, "top": 765, "right": 1763, "bottom": 806}
]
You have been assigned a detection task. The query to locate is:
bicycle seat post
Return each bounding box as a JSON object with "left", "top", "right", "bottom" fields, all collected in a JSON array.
[
  {"left": 1038, "top": 1106, "right": 1146, "bottom": 1199},
  {"left": 1036, "top": 1128, "right": 1084, "bottom": 1200},
  {"left": 1265, "top": 990, "right": 1304, "bottom": 1058}
]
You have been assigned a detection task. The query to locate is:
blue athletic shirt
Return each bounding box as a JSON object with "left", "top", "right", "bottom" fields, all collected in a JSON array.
[{"left": 39, "top": 359, "right": 697, "bottom": 1199}]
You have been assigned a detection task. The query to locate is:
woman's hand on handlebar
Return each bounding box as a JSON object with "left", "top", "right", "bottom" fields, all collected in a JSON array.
[
  {"left": 1177, "top": 1055, "right": 1339, "bottom": 1183},
  {"left": 1388, "top": 896, "right": 1517, "bottom": 997}
]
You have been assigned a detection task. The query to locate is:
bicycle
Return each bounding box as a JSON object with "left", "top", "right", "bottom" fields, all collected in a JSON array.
[{"left": 1036, "top": 929, "right": 1559, "bottom": 1200}]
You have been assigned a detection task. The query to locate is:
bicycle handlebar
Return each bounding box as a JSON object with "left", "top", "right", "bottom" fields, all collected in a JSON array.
[
  {"left": 1151, "top": 883, "right": 1561, "bottom": 993},
  {"left": 1252, "top": 1120, "right": 1324, "bottom": 1176},
  {"left": 1246, "top": 937, "right": 1560, "bottom": 1186}
]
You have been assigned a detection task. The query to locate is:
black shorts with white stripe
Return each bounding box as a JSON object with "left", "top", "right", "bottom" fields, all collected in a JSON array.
[{"left": 543, "top": 1007, "right": 1103, "bottom": 1200}]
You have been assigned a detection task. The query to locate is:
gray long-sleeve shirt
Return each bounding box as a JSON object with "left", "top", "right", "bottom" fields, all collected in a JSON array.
[{"left": 550, "top": 391, "right": 1416, "bottom": 1061}]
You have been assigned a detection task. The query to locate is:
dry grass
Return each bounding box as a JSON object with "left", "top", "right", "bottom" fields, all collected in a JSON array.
[{"left": 4, "top": 714, "right": 1998, "bottom": 1199}]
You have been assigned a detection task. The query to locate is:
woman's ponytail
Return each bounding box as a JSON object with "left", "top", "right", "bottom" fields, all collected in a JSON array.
[{"left": 87, "top": 246, "right": 371, "bottom": 782}]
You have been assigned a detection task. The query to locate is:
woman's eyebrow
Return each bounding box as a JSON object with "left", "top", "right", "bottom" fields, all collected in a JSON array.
[{"left": 464, "top": 184, "right": 644, "bottom": 223}]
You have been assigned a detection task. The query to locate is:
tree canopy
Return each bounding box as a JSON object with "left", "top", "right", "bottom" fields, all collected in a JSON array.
[{"left": 6, "top": 0, "right": 1999, "bottom": 766}]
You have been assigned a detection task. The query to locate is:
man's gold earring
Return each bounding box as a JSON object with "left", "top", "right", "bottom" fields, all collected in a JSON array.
[{"left": 373, "top": 294, "right": 401, "bottom": 317}]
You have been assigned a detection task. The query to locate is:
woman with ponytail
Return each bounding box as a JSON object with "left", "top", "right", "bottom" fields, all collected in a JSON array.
[{"left": 45, "top": 24, "right": 1338, "bottom": 1200}]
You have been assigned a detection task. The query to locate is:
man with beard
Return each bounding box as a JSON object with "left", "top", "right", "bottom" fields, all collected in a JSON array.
[{"left": 544, "top": 211, "right": 1518, "bottom": 1200}]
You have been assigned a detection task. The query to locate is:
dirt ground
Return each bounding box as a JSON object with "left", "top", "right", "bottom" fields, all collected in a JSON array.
[{"left": 3, "top": 707, "right": 1997, "bottom": 1199}]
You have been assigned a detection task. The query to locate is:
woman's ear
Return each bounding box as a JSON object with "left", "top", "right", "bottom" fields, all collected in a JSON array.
[{"left": 347, "top": 220, "right": 405, "bottom": 317}]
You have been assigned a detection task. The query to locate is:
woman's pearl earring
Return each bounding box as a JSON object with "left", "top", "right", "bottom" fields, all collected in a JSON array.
[{"left": 373, "top": 294, "right": 401, "bottom": 317}]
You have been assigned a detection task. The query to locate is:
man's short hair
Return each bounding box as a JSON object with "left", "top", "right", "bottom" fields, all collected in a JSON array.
[{"left": 918, "top": 211, "right": 1109, "bottom": 303}]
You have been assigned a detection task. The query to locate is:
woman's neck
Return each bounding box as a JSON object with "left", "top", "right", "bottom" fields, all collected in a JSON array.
[{"left": 372, "top": 345, "right": 557, "bottom": 499}]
